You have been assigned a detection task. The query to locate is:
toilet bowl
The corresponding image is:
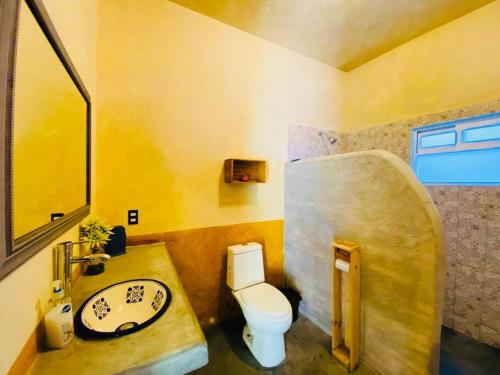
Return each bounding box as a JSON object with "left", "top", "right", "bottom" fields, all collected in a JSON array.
[
  {"left": 233, "top": 283, "right": 292, "bottom": 367},
  {"left": 227, "top": 243, "right": 292, "bottom": 367}
]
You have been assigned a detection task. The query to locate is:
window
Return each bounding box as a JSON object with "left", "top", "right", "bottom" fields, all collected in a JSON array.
[{"left": 411, "top": 113, "right": 500, "bottom": 185}]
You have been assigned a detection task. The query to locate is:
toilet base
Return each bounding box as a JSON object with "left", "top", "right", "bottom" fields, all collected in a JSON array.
[{"left": 242, "top": 324, "right": 286, "bottom": 368}]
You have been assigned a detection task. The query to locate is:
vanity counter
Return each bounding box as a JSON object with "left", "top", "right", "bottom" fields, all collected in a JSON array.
[{"left": 30, "top": 243, "right": 208, "bottom": 375}]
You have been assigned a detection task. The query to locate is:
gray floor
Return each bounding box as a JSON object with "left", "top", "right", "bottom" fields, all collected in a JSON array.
[
  {"left": 191, "top": 316, "right": 375, "bottom": 375},
  {"left": 440, "top": 326, "right": 500, "bottom": 375},
  {"left": 191, "top": 316, "right": 500, "bottom": 375}
]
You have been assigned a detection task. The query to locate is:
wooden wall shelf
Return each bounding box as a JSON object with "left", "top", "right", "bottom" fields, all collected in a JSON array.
[{"left": 224, "top": 159, "right": 267, "bottom": 183}]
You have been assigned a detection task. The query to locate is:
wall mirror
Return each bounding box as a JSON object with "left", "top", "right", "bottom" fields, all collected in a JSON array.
[{"left": 0, "top": 0, "right": 90, "bottom": 279}]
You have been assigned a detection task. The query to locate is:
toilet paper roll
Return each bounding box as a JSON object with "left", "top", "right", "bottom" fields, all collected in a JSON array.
[{"left": 335, "top": 259, "right": 350, "bottom": 273}]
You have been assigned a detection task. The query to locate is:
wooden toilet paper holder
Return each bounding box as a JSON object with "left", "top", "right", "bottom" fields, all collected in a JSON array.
[{"left": 331, "top": 239, "right": 360, "bottom": 372}]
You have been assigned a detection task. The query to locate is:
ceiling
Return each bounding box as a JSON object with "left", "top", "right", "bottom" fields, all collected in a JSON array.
[{"left": 169, "top": 0, "right": 494, "bottom": 71}]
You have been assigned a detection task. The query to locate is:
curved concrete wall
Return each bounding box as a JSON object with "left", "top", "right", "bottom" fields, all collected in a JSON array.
[{"left": 285, "top": 150, "right": 446, "bottom": 374}]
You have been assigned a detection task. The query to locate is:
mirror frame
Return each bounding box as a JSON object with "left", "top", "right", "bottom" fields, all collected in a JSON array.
[{"left": 0, "top": 0, "right": 91, "bottom": 279}]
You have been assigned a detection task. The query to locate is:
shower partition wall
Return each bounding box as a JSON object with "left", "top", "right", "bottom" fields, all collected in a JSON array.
[{"left": 284, "top": 150, "right": 445, "bottom": 374}]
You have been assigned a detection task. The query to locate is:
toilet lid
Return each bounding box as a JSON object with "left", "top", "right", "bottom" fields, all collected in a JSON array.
[{"left": 240, "top": 283, "right": 291, "bottom": 318}]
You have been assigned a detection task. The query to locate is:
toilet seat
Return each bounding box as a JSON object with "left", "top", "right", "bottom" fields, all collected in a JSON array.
[{"left": 239, "top": 283, "right": 291, "bottom": 319}]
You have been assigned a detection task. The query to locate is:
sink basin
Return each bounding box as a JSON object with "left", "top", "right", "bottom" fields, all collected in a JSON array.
[{"left": 75, "top": 278, "right": 172, "bottom": 338}]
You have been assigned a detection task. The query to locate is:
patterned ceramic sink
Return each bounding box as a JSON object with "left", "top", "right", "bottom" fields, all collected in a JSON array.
[{"left": 75, "top": 279, "right": 172, "bottom": 338}]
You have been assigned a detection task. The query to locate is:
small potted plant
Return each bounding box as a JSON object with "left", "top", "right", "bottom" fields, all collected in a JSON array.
[
  {"left": 80, "top": 215, "right": 113, "bottom": 252},
  {"left": 79, "top": 215, "right": 113, "bottom": 275}
]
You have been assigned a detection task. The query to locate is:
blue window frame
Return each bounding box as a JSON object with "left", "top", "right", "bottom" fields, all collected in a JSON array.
[{"left": 411, "top": 112, "right": 500, "bottom": 186}]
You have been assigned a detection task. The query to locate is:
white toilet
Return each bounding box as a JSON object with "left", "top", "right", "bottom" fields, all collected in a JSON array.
[{"left": 227, "top": 242, "right": 292, "bottom": 367}]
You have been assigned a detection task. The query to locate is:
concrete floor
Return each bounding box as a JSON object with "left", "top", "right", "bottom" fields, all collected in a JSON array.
[
  {"left": 191, "top": 316, "right": 375, "bottom": 375},
  {"left": 440, "top": 326, "right": 500, "bottom": 375},
  {"left": 191, "top": 316, "right": 500, "bottom": 375}
]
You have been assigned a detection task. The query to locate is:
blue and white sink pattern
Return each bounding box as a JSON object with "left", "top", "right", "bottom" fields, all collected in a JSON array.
[{"left": 75, "top": 279, "right": 172, "bottom": 338}]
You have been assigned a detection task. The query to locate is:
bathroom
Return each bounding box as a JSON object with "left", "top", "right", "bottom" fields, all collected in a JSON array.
[{"left": 0, "top": 0, "right": 499, "bottom": 374}]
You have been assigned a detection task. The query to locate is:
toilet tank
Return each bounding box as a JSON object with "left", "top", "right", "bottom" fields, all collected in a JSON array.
[{"left": 227, "top": 242, "right": 264, "bottom": 290}]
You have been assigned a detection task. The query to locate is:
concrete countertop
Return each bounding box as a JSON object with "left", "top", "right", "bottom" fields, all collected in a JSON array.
[{"left": 30, "top": 243, "right": 208, "bottom": 375}]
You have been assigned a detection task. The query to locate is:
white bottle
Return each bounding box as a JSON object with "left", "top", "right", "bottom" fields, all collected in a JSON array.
[{"left": 44, "top": 280, "right": 74, "bottom": 349}]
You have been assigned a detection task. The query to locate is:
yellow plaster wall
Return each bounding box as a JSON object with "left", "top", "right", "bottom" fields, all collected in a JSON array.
[
  {"left": 343, "top": 0, "right": 500, "bottom": 132},
  {"left": 95, "top": 0, "right": 344, "bottom": 235},
  {"left": 96, "top": 0, "right": 500, "bottom": 236},
  {"left": 0, "top": 1, "right": 97, "bottom": 373}
]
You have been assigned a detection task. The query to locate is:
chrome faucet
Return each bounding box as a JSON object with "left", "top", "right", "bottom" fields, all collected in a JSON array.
[{"left": 55, "top": 241, "right": 110, "bottom": 298}]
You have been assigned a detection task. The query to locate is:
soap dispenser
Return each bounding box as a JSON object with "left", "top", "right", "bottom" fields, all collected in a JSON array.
[{"left": 44, "top": 280, "right": 74, "bottom": 349}]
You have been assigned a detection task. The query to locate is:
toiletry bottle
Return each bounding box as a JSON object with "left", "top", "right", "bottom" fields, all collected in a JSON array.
[{"left": 44, "top": 280, "right": 74, "bottom": 349}]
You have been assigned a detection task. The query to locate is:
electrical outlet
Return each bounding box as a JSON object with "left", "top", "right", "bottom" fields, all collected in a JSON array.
[
  {"left": 51, "top": 213, "right": 64, "bottom": 221},
  {"left": 128, "top": 210, "right": 139, "bottom": 225}
]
